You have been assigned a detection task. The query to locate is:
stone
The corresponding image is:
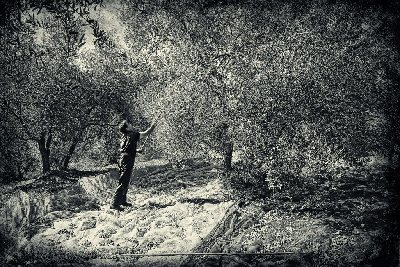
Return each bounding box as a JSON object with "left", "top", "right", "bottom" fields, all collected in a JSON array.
[{"left": 79, "top": 219, "right": 96, "bottom": 230}]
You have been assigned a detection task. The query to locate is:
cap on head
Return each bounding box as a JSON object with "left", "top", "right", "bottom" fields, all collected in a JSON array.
[{"left": 119, "top": 120, "right": 129, "bottom": 134}]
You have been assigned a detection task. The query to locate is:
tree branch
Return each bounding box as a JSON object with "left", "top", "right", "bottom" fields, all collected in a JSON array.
[
  {"left": 1, "top": 98, "right": 37, "bottom": 141},
  {"left": 45, "top": 131, "right": 52, "bottom": 149}
]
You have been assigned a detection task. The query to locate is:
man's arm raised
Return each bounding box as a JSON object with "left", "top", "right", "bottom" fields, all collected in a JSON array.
[{"left": 139, "top": 123, "right": 156, "bottom": 139}]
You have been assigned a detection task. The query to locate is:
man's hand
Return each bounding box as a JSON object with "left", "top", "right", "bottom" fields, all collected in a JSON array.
[{"left": 140, "top": 122, "right": 156, "bottom": 139}]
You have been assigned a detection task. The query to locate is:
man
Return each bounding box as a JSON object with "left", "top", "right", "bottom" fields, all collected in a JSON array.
[{"left": 111, "top": 120, "right": 156, "bottom": 211}]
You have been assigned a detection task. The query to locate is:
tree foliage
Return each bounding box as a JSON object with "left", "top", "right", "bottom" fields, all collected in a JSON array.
[
  {"left": 123, "top": 0, "right": 399, "bottom": 188},
  {"left": 0, "top": 0, "right": 139, "bottom": 177},
  {"left": 1, "top": 0, "right": 399, "bottom": 189}
]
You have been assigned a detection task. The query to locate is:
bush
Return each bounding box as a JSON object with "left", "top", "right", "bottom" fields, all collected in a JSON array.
[{"left": 226, "top": 162, "right": 272, "bottom": 199}]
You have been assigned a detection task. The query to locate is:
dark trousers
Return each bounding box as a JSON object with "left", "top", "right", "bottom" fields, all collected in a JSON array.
[{"left": 113, "top": 153, "right": 135, "bottom": 205}]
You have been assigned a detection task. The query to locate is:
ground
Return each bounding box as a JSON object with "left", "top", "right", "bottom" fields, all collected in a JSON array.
[{"left": 0, "top": 159, "right": 397, "bottom": 266}]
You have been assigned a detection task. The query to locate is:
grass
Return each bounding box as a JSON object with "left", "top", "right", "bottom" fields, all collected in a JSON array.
[
  {"left": 218, "top": 162, "right": 398, "bottom": 267},
  {"left": 0, "top": 159, "right": 398, "bottom": 266}
]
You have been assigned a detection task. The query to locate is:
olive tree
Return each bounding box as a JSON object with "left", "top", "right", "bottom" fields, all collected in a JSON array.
[{"left": 121, "top": 1, "right": 399, "bottom": 186}]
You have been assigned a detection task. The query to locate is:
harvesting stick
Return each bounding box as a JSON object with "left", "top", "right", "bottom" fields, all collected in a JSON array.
[
  {"left": 137, "top": 134, "right": 149, "bottom": 153},
  {"left": 136, "top": 92, "right": 163, "bottom": 153},
  {"left": 136, "top": 114, "right": 159, "bottom": 153}
]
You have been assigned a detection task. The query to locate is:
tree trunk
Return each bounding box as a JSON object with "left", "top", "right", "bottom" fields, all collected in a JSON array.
[
  {"left": 223, "top": 142, "right": 233, "bottom": 172},
  {"left": 17, "top": 165, "right": 23, "bottom": 180},
  {"left": 219, "top": 122, "right": 233, "bottom": 173},
  {"left": 61, "top": 138, "right": 79, "bottom": 170},
  {"left": 38, "top": 131, "right": 52, "bottom": 174}
]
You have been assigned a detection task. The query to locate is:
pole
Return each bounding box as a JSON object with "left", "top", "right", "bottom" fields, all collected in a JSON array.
[{"left": 118, "top": 252, "right": 298, "bottom": 257}]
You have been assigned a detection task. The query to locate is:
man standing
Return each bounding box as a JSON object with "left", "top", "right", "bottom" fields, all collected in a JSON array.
[{"left": 111, "top": 120, "right": 156, "bottom": 211}]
